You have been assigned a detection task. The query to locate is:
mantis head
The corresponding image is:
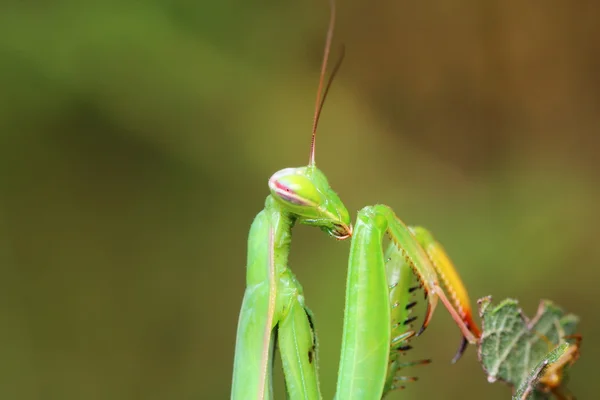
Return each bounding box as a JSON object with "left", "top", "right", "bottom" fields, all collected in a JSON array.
[
  {"left": 269, "top": 166, "right": 352, "bottom": 239},
  {"left": 267, "top": 0, "right": 351, "bottom": 239}
]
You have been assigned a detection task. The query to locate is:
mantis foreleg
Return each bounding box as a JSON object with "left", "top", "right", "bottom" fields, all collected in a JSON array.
[
  {"left": 231, "top": 201, "right": 323, "bottom": 400},
  {"left": 278, "top": 292, "right": 321, "bottom": 399},
  {"left": 384, "top": 242, "right": 431, "bottom": 394},
  {"left": 335, "top": 209, "right": 396, "bottom": 399},
  {"left": 380, "top": 206, "right": 480, "bottom": 346},
  {"left": 335, "top": 209, "right": 429, "bottom": 399},
  {"left": 335, "top": 205, "right": 480, "bottom": 398},
  {"left": 410, "top": 226, "right": 481, "bottom": 361},
  {"left": 231, "top": 210, "right": 278, "bottom": 400}
]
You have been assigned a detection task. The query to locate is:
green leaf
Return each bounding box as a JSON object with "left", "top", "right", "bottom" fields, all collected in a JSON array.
[{"left": 477, "top": 297, "right": 580, "bottom": 399}]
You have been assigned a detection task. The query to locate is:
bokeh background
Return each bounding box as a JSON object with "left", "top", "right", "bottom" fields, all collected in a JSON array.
[{"left": 1, "top": 0, "right": 598, "bottom": 399}]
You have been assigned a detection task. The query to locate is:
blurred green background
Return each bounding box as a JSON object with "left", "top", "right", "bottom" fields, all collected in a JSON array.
[{"left": 1, "top": 0, "right": 598, "bottom": 399}]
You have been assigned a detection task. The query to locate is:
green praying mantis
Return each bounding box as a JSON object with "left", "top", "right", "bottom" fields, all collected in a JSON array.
[{"left": 231, "top": 1, "right": 481, "bottom": 398}]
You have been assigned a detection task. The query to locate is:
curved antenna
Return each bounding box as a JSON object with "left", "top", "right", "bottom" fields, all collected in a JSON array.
[
  {"left": 309, "top": 0, "right": 339, "bottom": 166},
  {"left": 318, "top": 44, "right": 345, "bottom": 124}
]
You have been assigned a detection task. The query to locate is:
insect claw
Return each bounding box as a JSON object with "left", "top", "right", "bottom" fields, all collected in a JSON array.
[
  {"left": 417, "top": 303, "right": 433, "bottom": 336},
  {"left": 451, "top": 336, "right": 469, "bottom": 364}
]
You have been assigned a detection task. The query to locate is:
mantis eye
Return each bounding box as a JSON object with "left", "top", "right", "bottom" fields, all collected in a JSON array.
[{"left": 269, "top": 169, "right": 321, "bottom": 208}]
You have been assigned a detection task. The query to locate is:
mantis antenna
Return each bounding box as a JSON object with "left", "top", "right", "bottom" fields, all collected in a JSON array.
[{"left": 309, "top": 0, "right": 345, "bottom": 166}]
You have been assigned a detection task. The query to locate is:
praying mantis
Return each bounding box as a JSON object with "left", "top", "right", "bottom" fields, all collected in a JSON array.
[{"left": 231, "top": 1, "right": 481, "bottom": 398}]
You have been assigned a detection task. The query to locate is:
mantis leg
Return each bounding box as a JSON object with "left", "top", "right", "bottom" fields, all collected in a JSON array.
[
  {"left": 231, "top": 210, "right": 279, "bottom": 400},
  {"left": 278, "top": 296, "right": 322, "bottom": 400},
  {"left": 335, "top": 208, "right": 418, "bottom": 399},
  {"left": 232, "top": 282, "right": 276, "bottom": 400},
  {"left": 409, "top": 226, "right": 481, "bottom": 362},
  {"left": 233, "top": 286, "right": 322, "bottom": 400},
  {"left": 335, "top": 207, "right": 392, "bottom": 400},
  {"left": 335, "top": 205, "right": 479, "bottom": 396},
  {"left": 376, "top": 205, "right": 479, "bottom": 345},
  {"left": 384, "top": 242, "right": 430, "bottom": 394},
  {"left": 232, "top": 206, "right": 321, "bottom": 400}
]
